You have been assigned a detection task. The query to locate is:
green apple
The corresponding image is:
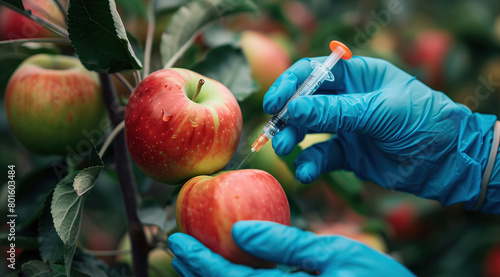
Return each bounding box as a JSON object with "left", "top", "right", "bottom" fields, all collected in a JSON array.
[
  {"left": 117, "top": 227, "right": 178, "bottom": 277},
  {"left": 125, "top": 68, "right": 243, "bottom": 184},
  {"left": 247, "top": 121, "right": 332, "bottom": 193},
  {"left": 5, "top": 54, "right": 106, "bottom": 155}
]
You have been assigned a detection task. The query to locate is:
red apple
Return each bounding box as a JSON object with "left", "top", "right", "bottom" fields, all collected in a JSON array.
[
  {"left": 175, "top": 169, "right": 291, "bottom": 268},
  {"left": 484, "top": 245, "right": 500, "bottom": 277},
  {"left": 0, "top": 0, "right": 66, "bottom": 40},
  {"left": 125, "top": 68, "right": 243, "bottom": 184},
  {"left": 404, "top": 29, "right": 453, "bottom": 90},
  {"left": 239, "top": 31, "right": 292, "bottom": 95},
  {"left": 5, "top": 54, "right": 106, "bottom": 155}
]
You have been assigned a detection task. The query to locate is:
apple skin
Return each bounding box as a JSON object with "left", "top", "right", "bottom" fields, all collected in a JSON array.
[
  {"left": 0, "top": 0, "right": 66, "bottom": 40},
  {"left": 239, "top": 31, "right": 292, "bottom": 94},
  {"left": 5, "top": 54, "right": 106, "bottom": 155},
  {"left": 176, "top": 169, "right": 291, "bottom": 268},
  {"left": 125, "top": 68, "right": 243, "bottom": 184}
]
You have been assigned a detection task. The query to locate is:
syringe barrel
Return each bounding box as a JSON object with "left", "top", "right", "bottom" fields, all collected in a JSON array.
[{"left": 323, "top": 46, "right": 346, "bottom": 70}]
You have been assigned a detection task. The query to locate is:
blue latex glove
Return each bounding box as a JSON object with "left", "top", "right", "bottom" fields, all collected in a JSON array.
[
  {"left": 168, "top": 221, "right": 415, "bottom": 277},
  {"left": 264, "top": 56, "right": 500, "bottom": 213}
]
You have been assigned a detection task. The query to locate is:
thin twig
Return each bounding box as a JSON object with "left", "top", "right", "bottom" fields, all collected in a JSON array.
[
  {"left": 113, "top": 73, "right": 135, "bottom": 95},
  {"left": 98, "top": 120, "right": 125, "bottom": 158},
  {"left": 99, "top": 73, "right": 150, "bottom": 277},
  {"left": 81, "top": 247, "right": 131, "bottom": 257},
  {"left": 30, "top": 13, "right": 69, "bottom": 38},
  {"left": 143, "top": 1, "right": 155, "bottom": 79},
  {"left": 133, "top": 70, "right": 142, "bottom": 86},
  {"left": 0, "top": 37, "right": 70, "bottom": 46}
]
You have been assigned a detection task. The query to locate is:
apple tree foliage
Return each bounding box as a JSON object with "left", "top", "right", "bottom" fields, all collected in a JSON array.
[{"left": 0, "top": 0, "right": 262, "bottom": 276}]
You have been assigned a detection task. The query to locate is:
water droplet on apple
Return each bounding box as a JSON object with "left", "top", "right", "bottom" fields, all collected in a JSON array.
[
  {"left": 190, "top": 118, "right": 199, "bottom": 127},
  {"left": 176, "top": 85, "right": 182, "bottom": 90},
  {"left": 164, "top": 84, "right": 172, "bottom": 90},
  {"left": 161, "top": 110, "right": 172, "bottom": 122},
  {"left": 172, "top": 134, "right": 178, "bottom": 139}
]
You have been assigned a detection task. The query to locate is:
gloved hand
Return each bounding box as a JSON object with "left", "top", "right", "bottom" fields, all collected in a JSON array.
[
  {"left": 168, "top": 220, "right": 415, "bottom": 277},
  {"left": 264, "top": 56, "right": 500, "bottom": 213}
]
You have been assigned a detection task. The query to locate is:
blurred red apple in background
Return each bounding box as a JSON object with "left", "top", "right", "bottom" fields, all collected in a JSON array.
[
  {"left": 5, "top": 54, "right": 106, "bottom": 155},
  {"left": 125, "top": 68, "right": 243, "bottom": 184},
  {"left": 0, "top": 0, "right": 66, "bottom": 40},
  {"left": 484, "top": 245, "right": 500, "bottom": 277},
  {"left": 239, "top": 31, "right": 292, "bottom": 96},
  {"left": 176, "top": 169, "right": 291, "bottom": 268},
  {"left": 404, "top": 29, "right": 453, "bottom": 90}
]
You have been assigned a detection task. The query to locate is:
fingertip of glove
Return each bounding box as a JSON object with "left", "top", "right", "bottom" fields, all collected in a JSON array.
[
  {"left": 170, "top": 257, "right": 189, "bottom": 277},
  {"left": 296, "top": 163, "right": 317, "bottom": 184}
]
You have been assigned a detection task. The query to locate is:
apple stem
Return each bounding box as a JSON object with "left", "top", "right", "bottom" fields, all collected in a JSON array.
[
  {"left": 143, "top": 1, "right": 155, "bottom": 79},
  {"left": 99, "top": 73, "right": 151, "bottom": 277},
  {"left": 193, "top": 79, "right": 205, "bottom": 102}
]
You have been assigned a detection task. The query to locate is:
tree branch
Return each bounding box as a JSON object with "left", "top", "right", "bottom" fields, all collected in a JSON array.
[{"left": 99, "top": 73, "right": 150, "bottom": 277}]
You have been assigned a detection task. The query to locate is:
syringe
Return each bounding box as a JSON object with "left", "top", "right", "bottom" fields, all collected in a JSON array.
[{"left": 236, "top": 41, "right": 352, "bottom": 170}]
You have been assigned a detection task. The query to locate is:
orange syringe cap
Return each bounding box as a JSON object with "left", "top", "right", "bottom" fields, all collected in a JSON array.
[{"left": 329, "top": 40, "right": 352, "bottom": 60}]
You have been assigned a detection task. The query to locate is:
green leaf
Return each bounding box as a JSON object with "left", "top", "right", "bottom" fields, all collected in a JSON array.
[
  {"left": 154, "top": 0, "right": 185, "bottom": 14},
  {"left": 115, "top": 0, "right": 147, "bottom": 18},
  {"left": 192, "top": 45, "right": 258, "bottom": 101},
  {"left": 38, "top": 191, "right": 64, "bottom": 263},
  {"left": 21, "top": 260, "right": 90, "bottom": 277},
  {"left": 161, "top": 0, "right": 258, "bottom": 68},
  {"left": 67, "top": 0, "right": 143, "bottom": 73},
  {"left": 50, "top": 171, "right": 81, "bottom": 275},
  {"left": 0, "top": 0, "right": 25, "bottom": 13},
  {"left": 10, "top": 163, "right": 62, "bottom": 231},
  {"left": 73, "top": 144, "right": 104, "bottom": 196},
  {"left": 138, "top": 198, "right": 176, "bottom": 231},
  {"left": 0, "top": 234, "right": 38, "bottom": 249},
  {"left": 72, "top": 250, "right": 110, "bottom": 277},
  {"left": 51, "top": 143, "right": 104, "bottom": 276}
]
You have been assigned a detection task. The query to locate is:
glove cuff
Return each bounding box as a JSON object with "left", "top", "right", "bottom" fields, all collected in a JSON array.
[{"left": 473, "top": 121, "right": 500, "bottom": 211}]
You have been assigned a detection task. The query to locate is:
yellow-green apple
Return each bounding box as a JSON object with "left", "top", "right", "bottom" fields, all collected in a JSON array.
[
  {"left": 125, "top": 68, "right": 243, "bottom": 184},
  {"left": 5, "top": 54, "right": 106, "bottom": 155},
  {"left": 246, "top": 121, "right": 331, "bottom": 193},
  {"left": 117, "top": 226, "right": 178, "bottom": 277},
  {"left": 0, "top": 0, "right": 66, "bottom": 40},
  {"left": 239, "top": 31, "right": 292, "bottom": 95},
  {"left": 311, "top": 222, "right": 387, "bottom": 253},
  {"left": 175, "top": 169, "right": 291, "bottom": 268}
]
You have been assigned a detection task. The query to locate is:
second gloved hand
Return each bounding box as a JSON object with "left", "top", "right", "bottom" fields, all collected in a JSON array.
[
  {"left": 264, "top": 57, "right": 499, "bottom": 213},
  {"left": 168, "top": 220, "right": 415, "bottom": 277}
]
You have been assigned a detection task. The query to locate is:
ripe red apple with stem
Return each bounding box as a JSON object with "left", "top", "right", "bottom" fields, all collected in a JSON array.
[
  {"left": 125, "top": 68, "right": 243, "bottom": 184},
  {"left": 5, "top": 54, "right": 106, "bottom": 155},
  {"left": 175, "top": 169, "right": 291, "bottom": 268}
]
